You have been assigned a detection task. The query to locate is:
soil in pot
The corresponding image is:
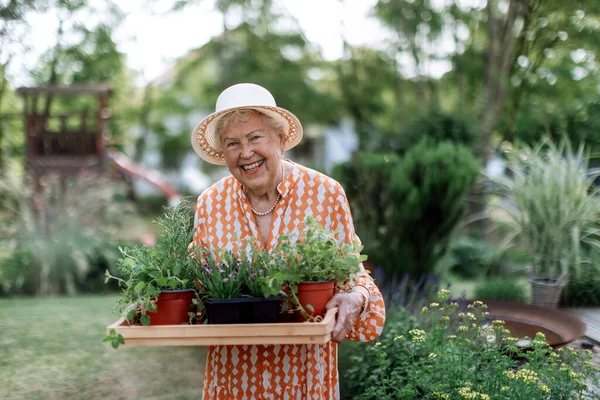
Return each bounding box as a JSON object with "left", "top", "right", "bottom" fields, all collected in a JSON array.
[
  {"left": 148, "top": 289, "right": 196, "bottom": 326},
  {"left": 295, "top": 281, "right": 336, "bottom": 321}
]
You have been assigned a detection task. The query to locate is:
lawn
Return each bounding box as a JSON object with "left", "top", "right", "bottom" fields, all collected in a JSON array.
[{"left": 0, "top": 295, "right": 207, "bottom": 400}]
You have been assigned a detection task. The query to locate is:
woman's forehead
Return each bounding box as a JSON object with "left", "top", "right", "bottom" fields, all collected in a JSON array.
[{"left": 222, "top": 114, "right": 271, "bottom": 137}]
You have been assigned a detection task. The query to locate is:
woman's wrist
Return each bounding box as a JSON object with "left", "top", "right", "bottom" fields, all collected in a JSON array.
[{"left": 350, "top": 285, "right": 370, "bottom": 314}]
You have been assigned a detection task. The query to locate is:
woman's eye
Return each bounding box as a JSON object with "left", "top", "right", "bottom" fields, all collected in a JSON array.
[
  {"left": 226, "top": 142, "right": 238, "bottom": 148},
  {"left": 250, "top": 135, "right": 261, "bottom": 141}
]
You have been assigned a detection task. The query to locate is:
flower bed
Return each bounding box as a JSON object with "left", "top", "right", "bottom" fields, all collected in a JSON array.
[{"left": 341, "top": 290, "right": 600, "bottom": 399}]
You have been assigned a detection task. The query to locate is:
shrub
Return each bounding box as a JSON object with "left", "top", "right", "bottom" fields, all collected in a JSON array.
[
  {"left": 0, "top": 172, "right": 131, "bottom": 295},
  {"left": 334, "top": 140, "right": 480, "bottom": 280},
  {"left": 386, "top": 139, "right": 480, "bottom": 278},
  {"left": 474, "top": 277, "right": 529, "bottom": 303},
  {"left": 342, "top": 291, "right": 600, "bottom": 400},
  {"left": 444, "top": 236, "right": 497, "bottom": 279}
]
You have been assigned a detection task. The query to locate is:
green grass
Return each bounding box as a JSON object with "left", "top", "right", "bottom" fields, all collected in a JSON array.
[{"left": 0, "top": 295, "right": 207, "bottom": 400}]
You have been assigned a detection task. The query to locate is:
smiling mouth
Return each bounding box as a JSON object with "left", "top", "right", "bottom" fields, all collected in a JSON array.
[{"left": 242, "top": 160, "right": 264, "bottom": 172}]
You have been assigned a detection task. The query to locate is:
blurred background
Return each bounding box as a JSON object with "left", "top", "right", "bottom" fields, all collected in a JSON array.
[{"left": 1, "top": 0, "right": 600, "bottom": 398}]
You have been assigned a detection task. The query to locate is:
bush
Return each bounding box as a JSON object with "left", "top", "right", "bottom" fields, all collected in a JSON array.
[
  {"left": 474, "top": 277, "right": 529, "bottom": 303},
  {"left": 444, "top": 236, "right": 497, "bottom": 279},
  {"left": 0, "top": 172, "right": 131, "bottom": 295},
  {"left": 385, "top": 139, "right": 480, "bottom": 278},
  {"left": 334, "top": 140, "right": 480, "bottom": 280},
  {"left": 332, "top": 152, "right": 400, "bottom": 269},
  {"left": 341, "top": 291, "right": 600, "bottom": 400},
  {"left": 561, "top": 248, "right": 600, "bottom": 307}
]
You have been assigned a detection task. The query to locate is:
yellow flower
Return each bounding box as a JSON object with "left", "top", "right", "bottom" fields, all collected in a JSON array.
[
  {"left": 500, "top": 386, "right": 509, "bottom": 392},
  {"left": 458, "top": 326, "right": 468, "bottom": 332},
  {"left": 422, "top": 306, "right": 429, "bottom": 313},
  {"left": 437, "top": 289, "right": 451, "bottom": 301},
  {"left": 393, "top": 335, "right": 404, "bottom": 342},
  {"left": 492, "top": 320, "right": 505, "bottom": 326},
  {"left": 430, "top": 302, "right": 440, "bottom": 308},
  {"left": 540, "top": 383, "right": 550, "bottom": 393},
  {"left": 428, "top": 352, "right": 437, "bottom": 360},
  {"left": 433, "top": 391, "right": 449, "bottom": 399},
  {"left": 441, "top": 316, "right": 450, "bottom": 323}
]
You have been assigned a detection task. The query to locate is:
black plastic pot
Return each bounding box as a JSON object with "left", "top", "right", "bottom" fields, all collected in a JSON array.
[
  {"left": 251, "top": 296, "right": 283, "bottom": 324},
  {"left": 203, "top": 296, "right": 283, "bottom": 324}
]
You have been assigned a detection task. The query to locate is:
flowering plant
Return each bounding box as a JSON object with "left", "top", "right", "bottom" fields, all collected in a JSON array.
[
  {"left": 239, "top": 243, "right": 283, "bottom": 298},
  {"left": 194, "top": 243, "right": 283, "bottom": 299},
  {"left": 343, "top": 290, "right": 600, "bottom": 399},
  {"left": 195, "top": 249, "right": 243, "bottom": 299}
]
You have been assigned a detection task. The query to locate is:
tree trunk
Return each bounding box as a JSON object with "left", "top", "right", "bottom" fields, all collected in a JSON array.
[{"left": 478, "top": 0, "right": 521, "bottom": 159}]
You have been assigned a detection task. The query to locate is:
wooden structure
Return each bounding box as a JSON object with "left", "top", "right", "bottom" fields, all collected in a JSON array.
[
  {"left": 17, "top": 84, "right": 112, "bottom": 180},
  {"left": 107, "top": 307, "right": 337, "bottom": 347}
]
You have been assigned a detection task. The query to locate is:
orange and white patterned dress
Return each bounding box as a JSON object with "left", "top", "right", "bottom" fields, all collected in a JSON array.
[{"left": 192, "top": 161, "right": 386, "bottom": 400}]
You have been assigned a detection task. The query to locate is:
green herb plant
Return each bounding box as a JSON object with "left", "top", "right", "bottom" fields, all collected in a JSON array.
[
  {"left": 273, "top": 216, "right": 366, "bottom": 320},
  {"left": 104, "top": 198, "right": 197, "bottom": 327}
]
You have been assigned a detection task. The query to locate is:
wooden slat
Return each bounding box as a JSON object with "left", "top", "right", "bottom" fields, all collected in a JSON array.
[
  {"left": 107, "top": 308, "right": 337, "bottom": 347},
  {"left": 565, "top": 308, "right": 600, "bottom": 343}
]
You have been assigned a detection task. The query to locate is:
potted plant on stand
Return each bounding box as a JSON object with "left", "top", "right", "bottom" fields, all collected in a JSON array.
[
  {"left": 105, "top": 199, "right": 198, "bottom": 325},
  {"left": 274, "top": 216, "right": 366, "bottom": 321},
  {"left": 488, "top": 139, "right": 600, "bottom": 308}
]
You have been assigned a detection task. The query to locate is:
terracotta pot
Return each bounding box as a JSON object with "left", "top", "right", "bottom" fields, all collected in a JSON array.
[
  {"left": 148, "top": 289, "right": 196, "bottom": 326},
  {"left": 295, "top": 281, "right": 335, "bottom": 321}
]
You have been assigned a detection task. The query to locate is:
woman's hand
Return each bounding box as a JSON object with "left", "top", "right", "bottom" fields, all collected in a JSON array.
[{"left": 325, "top": 290, "right": 367, "bottom": 343}]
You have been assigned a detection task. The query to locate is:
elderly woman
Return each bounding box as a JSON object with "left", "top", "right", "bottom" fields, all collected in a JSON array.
[{"left": 190, "top": 83, "right": 385, "bottom": 399}]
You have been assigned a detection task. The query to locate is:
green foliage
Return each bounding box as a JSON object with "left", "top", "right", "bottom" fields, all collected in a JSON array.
[
  {"left": 488, "top": 138, "right": 600, "bottom": 280},
  {"left": 342, "top": 291, "right": 600, "bottom": 400},
  {"left": 444, "top": 236, "right": 498, "bottom": 279},
  {"left": 194, "top": 243, "right": 283, "bottom": 299},
  {"left": 561, "top": 247, "right": 600, "bottom": 307},
  {"left": 332, "top": 152, "right": 400, "bottom": 270},
  {"left": 474, "top": 277, "right": 529, "bottom": 303},
  {"left": 105, "top": 198, "right": 197, "bottom": 323},
  {"left": 399, "top": 108, "right": 481, "bottom": 153},
  {"left": 0, "top": 172, "right": 128, "bottom": 295},
  {"left": 273, "top": 216, "right": 365, "bottom": 284},
  {"left": 335, "top": 142, "right": 479, "bottom": 279},
  {"left": 387, "top": 140, "right": 480, "bottom": 278}
]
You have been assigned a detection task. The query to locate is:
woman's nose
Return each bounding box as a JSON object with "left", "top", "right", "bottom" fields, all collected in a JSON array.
[{"left": 240, "top": 142, "right": 254, "bottom": 158}]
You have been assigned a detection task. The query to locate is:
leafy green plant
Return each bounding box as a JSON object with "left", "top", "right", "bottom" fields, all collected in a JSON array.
[
  {"left": 271, "top": 216, "right": 365, "bottom": 319},
  {"left": 488, "top": 138, "right": 600, "bottom": 281},
  {"left": 474, "top": 277, "right": 529, "bottom": 303},
  {"left": 343, "top": 290, "right": 600, "bottom": 400},
  {"left": 105, "top": 198, "right": 197, "bottom": 325},
  {"left": 194, "top": 249, "right": 244, "bottom": 299},
  {"left": 273, "top": 216, "right": 365, "bottom": 284}
]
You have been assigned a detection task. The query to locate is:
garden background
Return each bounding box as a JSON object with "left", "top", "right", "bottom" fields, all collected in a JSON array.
[{"left": 1, "top": 0, "right": 600, "bottom": 399}]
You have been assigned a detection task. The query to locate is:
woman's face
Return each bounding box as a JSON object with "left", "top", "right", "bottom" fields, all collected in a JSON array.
[{"left": 221, "top": 112, "right": 285, "bottom": 194}]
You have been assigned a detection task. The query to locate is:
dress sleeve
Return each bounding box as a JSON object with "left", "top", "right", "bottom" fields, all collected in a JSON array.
[
  {"left": 331, "top": 183, "right": 386, "bottom": 342},
  {"left": 191, "top": 194, "right": 208, "bottom": 249}
]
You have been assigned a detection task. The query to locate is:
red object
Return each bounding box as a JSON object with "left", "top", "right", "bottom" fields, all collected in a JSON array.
[
  {"left": 107, "top": 149, "right": 180, "bottom": 203},
  {"left": 295, "top": 281, "right": 335, "bottom": 321},
  {"left": 148, "top": 290, "right": 196, "bottom": 326}
]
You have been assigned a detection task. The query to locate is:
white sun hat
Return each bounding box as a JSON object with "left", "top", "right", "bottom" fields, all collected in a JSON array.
[{"left": 190, "top": 83, "right": 303, "bottom": 165}]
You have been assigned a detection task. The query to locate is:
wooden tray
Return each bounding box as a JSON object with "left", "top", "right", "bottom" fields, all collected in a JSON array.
[{"left": 106, "top": 308, "right": 337, "bottom": 347}]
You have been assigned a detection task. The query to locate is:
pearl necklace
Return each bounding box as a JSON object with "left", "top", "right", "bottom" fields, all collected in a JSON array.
[{"left": 243, "top": 161, "right": 285, "bottom": 216}]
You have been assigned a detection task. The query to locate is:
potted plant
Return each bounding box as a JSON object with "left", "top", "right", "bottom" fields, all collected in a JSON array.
[
  {"left": 274, "top": 216, "right": 366, "bottom": 321},
  {"left": 488, "top": 139, "right": 600, "bottom": 308},
  {"left": 105, "top": 199, "right": 198, "bottom": 325},
  {"left": 194, "top": 244, "right": 284, "bottom": 324}
]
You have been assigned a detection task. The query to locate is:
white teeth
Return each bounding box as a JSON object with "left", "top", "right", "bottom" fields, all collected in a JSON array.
[{"left": 243, "top": 160, "right": 264, "bottom": 171}]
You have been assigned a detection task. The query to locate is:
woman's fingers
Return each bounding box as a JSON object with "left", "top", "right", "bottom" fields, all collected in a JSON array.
[{"left": 329, "top": 292, "right": 363, "bottom": 343}]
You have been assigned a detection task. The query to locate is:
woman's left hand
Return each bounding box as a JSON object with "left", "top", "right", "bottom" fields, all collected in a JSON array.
[{"left": 325, "top": 291, "right": 365, "bottom": 343}]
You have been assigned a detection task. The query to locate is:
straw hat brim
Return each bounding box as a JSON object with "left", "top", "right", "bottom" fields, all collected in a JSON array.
[{"left": 191, "top": 105, "right": 303, "bottom": 165}]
